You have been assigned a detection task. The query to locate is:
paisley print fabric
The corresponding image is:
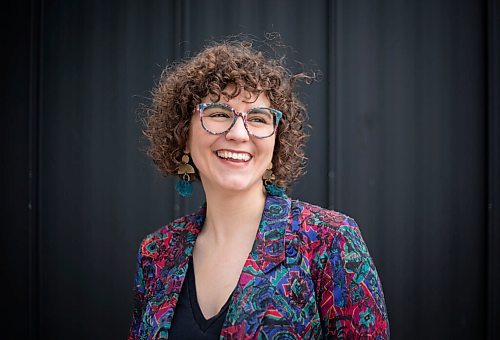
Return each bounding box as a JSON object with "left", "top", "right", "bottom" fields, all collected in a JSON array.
[{"left": 129, "top": 195, "right": 389, "bottom": 339}]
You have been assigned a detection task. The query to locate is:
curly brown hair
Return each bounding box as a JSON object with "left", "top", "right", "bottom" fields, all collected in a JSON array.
[{"left": 142, "top": 38, "right": 313, "bottom": 189}]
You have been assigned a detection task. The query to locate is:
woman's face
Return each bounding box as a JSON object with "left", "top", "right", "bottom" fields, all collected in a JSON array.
[{"left": 185, "top": 88, "right": 276, "bottom": 196}]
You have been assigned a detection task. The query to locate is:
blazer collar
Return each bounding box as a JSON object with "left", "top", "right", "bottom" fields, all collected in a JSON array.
[
  {"left": 179, "top": 194, "right": 291, "bottom": 273},
  {"left": 247, "top": 194, "right": 290, "bottom": 273},
  {"left": 221, "top": 194, "right": 291, "bottom": 337},
  {"left": 161, "top": 194, "right": 291, "bottom": 338}
]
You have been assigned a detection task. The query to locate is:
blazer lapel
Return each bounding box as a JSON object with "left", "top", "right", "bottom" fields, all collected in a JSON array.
[
  {"left": 153, "top": 207, "right": 205, "bottom": 339},
  {"left": 221, "top": 195, "right": 291, "bottom": 338}
]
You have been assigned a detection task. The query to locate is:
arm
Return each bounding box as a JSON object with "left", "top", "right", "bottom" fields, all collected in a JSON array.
[
  {"left": 128, "top": 246, "right": 147, "bottom": 340},
  {"left": 318, "top": 218, "right": 389, "bottom": 338}
]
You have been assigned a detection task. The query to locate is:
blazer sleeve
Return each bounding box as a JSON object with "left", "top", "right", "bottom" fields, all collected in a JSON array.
[
  {"left": 128, "top": 244, "right": 147, "bottom": 340},
  {"left": 317, "top": 217, "right": 390, "bottom": 339}
]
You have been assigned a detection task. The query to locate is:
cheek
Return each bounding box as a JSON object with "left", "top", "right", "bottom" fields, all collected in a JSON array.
[
  {"left": 270, "top": 136, "right": 278, "bottom": 154},
  {"left": 261, "top": 138, "right": 277, "bottom": 163}
]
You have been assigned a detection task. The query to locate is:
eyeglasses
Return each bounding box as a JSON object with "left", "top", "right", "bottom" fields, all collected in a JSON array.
[{"left": 195, "top": 102, "right": 282, "bottom": 139}]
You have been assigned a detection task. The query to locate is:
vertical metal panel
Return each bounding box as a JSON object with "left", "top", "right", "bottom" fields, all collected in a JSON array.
[
  {"left": 333, "top": 0, "right": 486, "bottom": 338},
  {"left": 38, "top": 1, "right": 178, "bottom": 338},
  {"left": 0, "top": 1, "right": 40, "bottom": 339},
  {"left": 2, "top": 0, "right": 496, "bottom": 338},
  {"left": 29, "top": 0, "right": 42, "bottom": 337},
  {"left": 488, "top": 0, "right": 500, "bottom": 338}
]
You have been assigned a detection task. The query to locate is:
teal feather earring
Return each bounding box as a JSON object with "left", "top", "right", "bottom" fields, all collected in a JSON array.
[{"left": 176, "top": 154, "right": 195, "bottom": 197}]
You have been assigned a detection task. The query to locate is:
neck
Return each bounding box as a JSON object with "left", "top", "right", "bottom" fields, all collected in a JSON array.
[{"left": 201, "top": 185, "right": 267, "bottom": 245}]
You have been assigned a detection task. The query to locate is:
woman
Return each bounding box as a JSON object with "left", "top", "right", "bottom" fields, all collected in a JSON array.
[{"left": 129, "top": 40, "right": 389, "bottom": 339}]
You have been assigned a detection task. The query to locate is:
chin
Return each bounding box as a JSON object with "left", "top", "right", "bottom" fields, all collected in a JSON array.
[
  {"left": 219, "top": 179, "right": 260, "bottom": 193},
  {"left": 221, "top": 183, "right": 252, "bottom": 193}
]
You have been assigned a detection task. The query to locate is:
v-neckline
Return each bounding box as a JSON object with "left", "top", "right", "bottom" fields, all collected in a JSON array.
[{"left": 187, "top": 256, "right": 233, "bottom": 331}]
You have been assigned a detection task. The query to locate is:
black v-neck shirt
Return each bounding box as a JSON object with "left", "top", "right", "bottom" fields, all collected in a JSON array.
[{"left": 169, "top": 257, "right": 233, "bottom": 339}]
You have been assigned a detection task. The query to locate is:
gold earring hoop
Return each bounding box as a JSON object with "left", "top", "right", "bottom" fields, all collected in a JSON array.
[
  {"left": 262, "top": 162, "right": 276, "bottom": 185},
  {"left": 262, "top": 162, "right": 286, "bottom": 197}
]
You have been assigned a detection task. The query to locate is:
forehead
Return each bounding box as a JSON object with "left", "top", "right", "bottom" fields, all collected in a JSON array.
[{"left": 204, "top": 86, "right": 271, "bottom": 108}]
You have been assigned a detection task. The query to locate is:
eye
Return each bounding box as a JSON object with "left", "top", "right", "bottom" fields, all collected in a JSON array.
[
  {"left": 248, "top": 116, "right": 267, "bottom": 124},
  {"left": 203, "top": 105, "right": 233, "bottom": 120},
  {"left": 247, "top": 110, "right": 274, "bottom": 125},
  {"left": 208, "top": 111, "right": 231, "bottom": 118}
]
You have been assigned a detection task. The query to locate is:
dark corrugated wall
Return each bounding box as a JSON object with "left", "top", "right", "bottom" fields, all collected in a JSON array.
[{"left": 2, "top": 0, "right": 498, "bottom": 339}]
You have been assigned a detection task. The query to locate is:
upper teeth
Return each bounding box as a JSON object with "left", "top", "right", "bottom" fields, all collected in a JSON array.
[{"left": 217, "top": 151, "right": 251, "bottom": 161}]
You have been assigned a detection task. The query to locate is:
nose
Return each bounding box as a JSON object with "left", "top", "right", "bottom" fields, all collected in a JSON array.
[{"left": 225, "top": 114, "right": 250, "bottom": 141}]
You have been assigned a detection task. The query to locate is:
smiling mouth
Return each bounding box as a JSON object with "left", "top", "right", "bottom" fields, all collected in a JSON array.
[{"left": 216, "top": 150, "right": 252, "bottom": 162}]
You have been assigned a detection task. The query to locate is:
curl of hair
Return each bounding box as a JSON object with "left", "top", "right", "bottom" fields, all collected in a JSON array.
[{"left": 142, "top": 39, "right": 314, "bottom": 189}]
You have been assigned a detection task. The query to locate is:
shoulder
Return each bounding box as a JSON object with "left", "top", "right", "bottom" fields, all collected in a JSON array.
[
  {"left": 287, "top": 199, "right": 389, "bottom": 337},
  {"left": 287, "top": 199, "right": 373, "bottom": 271},
  {"left": 290, "top": 199, "right": 362, "bottom": 244},
  {"left": 140, "top": 213, "right": 189, "bottom": 245},
  {"left": 137, "top": 209, "right": 204, "bottom": 260}
]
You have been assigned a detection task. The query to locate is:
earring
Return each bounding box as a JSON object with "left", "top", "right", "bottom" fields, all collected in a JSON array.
[
  {"left": 175, "top": 154, "right": 195, "bottom": 197},
  {"left": 262, "top": 162, "right": 286, "bottom": 197}
]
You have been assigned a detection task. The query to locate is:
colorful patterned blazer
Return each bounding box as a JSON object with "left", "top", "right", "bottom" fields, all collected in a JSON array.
[{"left": 129, "top": 195, "right": 389, "bottom": 339}]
